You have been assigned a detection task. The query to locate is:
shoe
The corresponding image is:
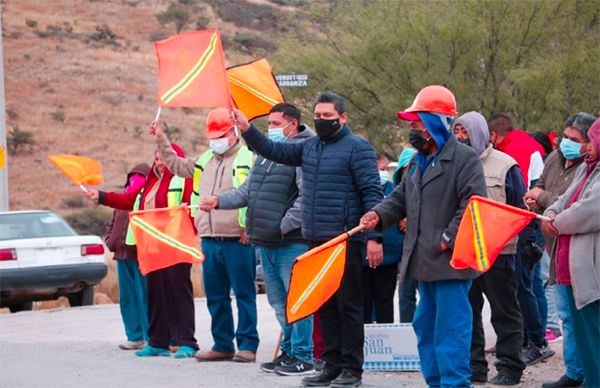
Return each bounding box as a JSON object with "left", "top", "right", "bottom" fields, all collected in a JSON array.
[
  {"left": 174, "top": 345, "right": 197, "bottom": 359},
  {"left": 233, "top": 350, "right": 256, "bottom": 363},
  {"left": 471, "top": 374, "right": 488, "bottom": 383},
  {"left": 118, "top": 340, "right": 145, "bottom": 350},
  {"left": 545, "top": 328, "right": 563, "bottom": 343},
  {"left": 302, "top": 368, "right": 341, "bottom": 387},
  {"left": 260, "top": 352, "right": 292, "bottom": 373},
  {"left": 135, "top": 344, "right": 171, "bottom": 357},
  {"left": 274, "top": 356, "right": 314, "bottom": 376},
  {"left": 521, "top": 341, "right": 555, "bottom": 365},
  {"left": 314, "top": 359, "right": 325, "bottom": 372},
  {"left": 489, "top": 373, "right": 521, "bottom": 385},
  {"left": 331, "top": 370, "right": 362, "bottom": 387},
  {"left": 194, "top": 349, "right": 234, "bottom": 362},
  {"left": 542, "top": 374, "right": 584, "bottom": 388}
]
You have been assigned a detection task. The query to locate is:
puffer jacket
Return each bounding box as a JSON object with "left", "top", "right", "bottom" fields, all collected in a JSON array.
[{"left": 242, "top": 123, "right": 383, "bottom": 242}]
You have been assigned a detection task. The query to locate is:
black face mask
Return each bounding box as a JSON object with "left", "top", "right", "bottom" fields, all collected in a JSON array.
[
  {"left": 458, "top": 138, "right": 471, "bottom": 147},
  {"left": 314, "top": 118, "right": 341, "bottom": 139},
  {"left": 408, "top": 130, "right": 430, "bottom": 152}
]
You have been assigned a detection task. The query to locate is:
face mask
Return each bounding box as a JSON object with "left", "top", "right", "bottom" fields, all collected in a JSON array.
[
  {"left": 458, "top": 138, "right": 471, "bottom": 147},
  {"left": 314, "top": 118, "right": 341, "bottom": 139},
  {"left": 379, "top": 170, "right": 389, "bottom": 184},
  {"left": 209, "top": 137, "right": 231, "bottom": 154},
  {"left": 268, "top": 126, "right": 287, "bottom": 143},
  {"left": 408, "top": 130, "right": 430, "bottom": 152},
  {"left": 559, "top": 138, "right": 584, "bottom": 160}
]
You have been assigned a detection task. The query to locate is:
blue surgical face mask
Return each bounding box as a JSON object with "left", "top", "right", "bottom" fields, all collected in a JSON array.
[
  {"left": 379, "top": 170, "right": 389, "bottom": 184},
  {"left": 268, "top": 127, "right": 287, "bottom": 142},
  {"left": 559, "top": 138, "right": 584, "bottom": 160},
  {"left": 209, "top": 137, "right": 231, "bottom": 154}
]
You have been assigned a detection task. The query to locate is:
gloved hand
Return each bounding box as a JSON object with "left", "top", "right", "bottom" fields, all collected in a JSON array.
[{"left": 520, "top": 241, "right": 543, "bottom": 270}]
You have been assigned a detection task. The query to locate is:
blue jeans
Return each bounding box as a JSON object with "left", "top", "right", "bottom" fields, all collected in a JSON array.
[
  {"left": 399, "top": 278, "right": 417, "bottom": 323},
  {"left": 515, "top": 253, "right": 545, "bottom": 345},
  {"left": 258, "top": 244, "right": 313, "bottom": 363},
  {"left": 413, "top": 280, "right": 472, "bottom": 388},
  {"left": 533, "top": 262, "right": 548, "bottom": 331},
  {"left": 202, "top": 238, "right": 259, "bottom": 353},
  {"left": 554, "top": 285, "right": 584, "bottom": 381},
  {"left": 541, "top": 251, "right": 560, "bottom": 330},
  {"left": 116, "top": 259, "right": 148, "bottom": 341}
]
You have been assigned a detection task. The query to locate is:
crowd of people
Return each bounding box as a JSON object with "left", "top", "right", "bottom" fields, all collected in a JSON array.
[{"left": 84, "top": 85, "right": 599, "bottom": 388}]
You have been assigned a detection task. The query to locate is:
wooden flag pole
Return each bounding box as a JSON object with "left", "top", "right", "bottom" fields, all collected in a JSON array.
[
  {"left": 154, "top": 107, "right": 162, "bottom": 123},
  {"left": 272, "top": 330, "right": 283, "bottom": 360},
  {"left": 79, "top": 184, "right": 88, "bottom": 193}
]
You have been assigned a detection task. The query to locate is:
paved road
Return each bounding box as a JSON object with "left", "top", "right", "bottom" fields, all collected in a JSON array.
[{"left": 0, "top": 295, "right": 562, "bottom": 387}]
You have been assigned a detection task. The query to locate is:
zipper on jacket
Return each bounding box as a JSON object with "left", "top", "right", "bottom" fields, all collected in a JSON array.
[
  {"left": 208, "top": 157, "right": 224, "bottom": 236},
  {"left": 312, "top": 142, "right": 324, "bottom": 237}
]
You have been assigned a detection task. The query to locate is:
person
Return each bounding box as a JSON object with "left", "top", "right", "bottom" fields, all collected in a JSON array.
[
  {"left": 542, "top": 117, "right": 600, "bottom": 388},
  {"left": 199, "top": 103, "right": 316, "bottom": 375},
  {"left": 453, "top": 112, "right": 527, "bottom": 385},
  {"left": 150, "top": 108, "right": 258, "bottom": 363},
  {"left": 362, "top": 154, "right": 402, "bottom": 324},
  {"left": 85, "top": 147, "right": 198, "bottom": 358},
  {"left": 234, "top": 92, "right": 383, "bottom": 387},
  {"left": 527, "top": 113, "right": 596, "bottom": 388},
  {"left": 103, "top": 163, "right": 150, "bottom": 350},
  {"left": 488, "top": 113, "right": 552, "bottom": 365},
  {"left": 361, "top": 85, "right": 487, "bottom": 387},
  {"left": 391, "top": 148, "right": 417, "bottom": 323}
]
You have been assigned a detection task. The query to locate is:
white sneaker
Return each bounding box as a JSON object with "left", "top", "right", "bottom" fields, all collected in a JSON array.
[{"left": 119, "top": 340, "right": 145, "bottom": 350}]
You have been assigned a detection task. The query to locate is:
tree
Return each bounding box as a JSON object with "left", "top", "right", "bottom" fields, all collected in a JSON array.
[
  {"left": 7, "top": 125, "right": 35, "bottom": 154},
  {"left": 156, "top": 2, "right": 191, "bottom": 34}
]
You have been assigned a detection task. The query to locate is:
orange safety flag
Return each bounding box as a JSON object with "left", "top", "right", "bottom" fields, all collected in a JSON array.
[
  {"left": 129, "top": 206, "right": 203, "bottom": 275},
  {"left": 451, "top": 195, "right": 537, "bottom": 272},
  {"left": 48, "top": 155, "right": 104, "bottom": 186},
  {"left": 286, "top": 233, "right": 348, "bottom": 324},
  {"left": 155, "top": 30, "right": 232, "bottom": 108},
  {"left": 227, "top": 58, "right": 284, "bottom": 121}
]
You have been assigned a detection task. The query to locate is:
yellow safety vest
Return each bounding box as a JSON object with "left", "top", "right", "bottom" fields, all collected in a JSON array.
[
  {"left": 125, "top": 175, "right": 186, "bottom": 246},
  {"left": 190, "top": 146, "right": 252, "bottom": 227}
]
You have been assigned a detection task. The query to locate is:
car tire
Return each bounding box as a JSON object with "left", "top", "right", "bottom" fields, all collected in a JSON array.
[
  {"left": 8, "top": 302, "right": 33, "bottom": 313},
  {"left": 68, "top": 285, "right": 94, "bottom": 307}
]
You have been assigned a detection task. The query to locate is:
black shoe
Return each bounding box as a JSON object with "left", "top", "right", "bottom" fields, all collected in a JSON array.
[
  {"left": 542, "top": 375, "right": 584, "bottom": 388},
  {"left": 275, "top": 357, "right": 314, "bottom": 376},
  {"left": 302, "top": 368, "right": 340, "bottom": 387},
  {"left": 330, "top": 370, "right": 362, "bottom": 387},
  {"left": 314, "top": 359, "right": 325, "bottom": 372},
  {"left": 471, "top": 374, "right": 488, "bottom": 383},
  {"left": 260, "top": 352, "right": 292, "bottom": 373},
  {"left": 521, "top": 341, "right": 555, "bottom": 365},
  {"left": 489, "top": 373, "right": 521, "bottom": 386}
]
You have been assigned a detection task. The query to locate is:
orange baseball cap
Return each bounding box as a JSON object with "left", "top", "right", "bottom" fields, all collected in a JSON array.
[{"left": 206, "top": 108, "right": 234, "bottom": 139}]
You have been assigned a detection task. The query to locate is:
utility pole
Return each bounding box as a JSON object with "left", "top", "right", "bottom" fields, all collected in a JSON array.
[{"left": 0, "top": 12, "right": 8, "bottom": 211}]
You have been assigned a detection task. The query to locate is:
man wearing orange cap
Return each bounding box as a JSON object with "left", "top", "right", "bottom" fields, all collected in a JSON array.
[
  {"left": 361, "top": 86, "right": 487, "bottom": 387},
  {"left": 150, "top": 108, "right": 258, "bottom": 363}
]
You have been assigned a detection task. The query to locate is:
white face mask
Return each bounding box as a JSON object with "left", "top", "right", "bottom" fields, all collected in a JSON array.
[
  {"left": 379, "top": 170, "right": 389, "bottom": 184},
  {"left": 209, "top": 137, "right": 231, "bottom": 154}
]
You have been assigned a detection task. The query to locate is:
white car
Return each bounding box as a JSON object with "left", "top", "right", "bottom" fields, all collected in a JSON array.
[{"left": 0, "top": 210, "right": 108, "bottom": 312}]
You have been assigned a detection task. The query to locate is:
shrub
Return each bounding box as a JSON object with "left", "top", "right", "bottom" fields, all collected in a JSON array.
[
  {"left": 64, "top": 208, "right": 113, "bottom": 237},
  {"left": 163, "top": 122, "right": 182, "bottom": 141},
  {"left": 63, "top": 195, "right": 87, "bottom": 209},
  {"left": 7, "top": 125, "right": 35, "bottom": 154},
  {"left": 25, "top": 19, "right": 38, "bottom": 28},
  {"left": 51, "top": 111, "right": 65, "bottom": 122},
  {"left": 196, "top": 16, "right": 210, "bottom": 30},
  {"left": 156, "top": 2, "right": 191, "bottom": 33}
]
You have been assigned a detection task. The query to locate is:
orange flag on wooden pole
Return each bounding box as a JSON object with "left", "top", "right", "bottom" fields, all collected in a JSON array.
[
  {"left": 286, "top": 225, "right": 364, "bottom": 324},
  {"left": 155, "top": 30, "right": 232, "bottom": 109},
  {"left": 48, "top": 155, "right": 104, "bottom": 191},
  {"left": 129, "top": 206, "right": 203, "bottom": 275},
  {"left": 450, "top": 195, "right": 541, "bottom": 272},
  {"left": 227, "top": 58, "right": 284, "bottom": 121}
]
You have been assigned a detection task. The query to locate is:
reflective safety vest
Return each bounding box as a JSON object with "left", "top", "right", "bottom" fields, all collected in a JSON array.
[
  {"left": 190, "top": 146, "right": 252, "bottom": 227},
  {"left": 125, "top": 175, "right": 186, "bottom": 246}
]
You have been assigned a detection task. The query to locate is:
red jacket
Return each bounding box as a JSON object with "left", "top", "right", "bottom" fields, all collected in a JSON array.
[
  {"left": 496, "top": 129, "right": 545, "bottom": 188},
  {"left": 99, "top": 143, "right": 193, "bottom": 210}
]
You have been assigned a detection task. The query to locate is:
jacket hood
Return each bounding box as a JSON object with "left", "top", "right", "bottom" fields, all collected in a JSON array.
[
  {"left": 392, "top": 148, "right": 417, "bottom": 184},
  {"left": 126, "top": 162, "right": 151, "bottom": 187},
  {"left": 288, "top": 124, "right": 315, "bottom": 143},
  {"left": 417, "top": 112, "right": 451, "bottom": 151},
  {"left": 500, "top": 129, "right": 546, "bottom": 156},
  {"left": 455, "top": 112, "right": 489, "bottom": 155},
  {"left": 588, "top": 118, "right": 600, "bottom": 159}
]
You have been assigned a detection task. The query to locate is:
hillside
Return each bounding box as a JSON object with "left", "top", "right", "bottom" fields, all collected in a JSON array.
[{"left": 2, "top": 0, "right": 302, "bottom": 212}]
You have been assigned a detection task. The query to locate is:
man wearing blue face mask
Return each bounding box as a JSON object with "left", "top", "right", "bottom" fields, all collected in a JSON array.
[{"left": 200, "top": 103, "right": 317, "bottom": 376}]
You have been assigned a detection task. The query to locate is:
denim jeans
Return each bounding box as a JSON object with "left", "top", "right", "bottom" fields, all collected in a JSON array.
[
  {"left": 258, "top": 244, "right": 313, "bottom": 363},
  {"left": 414, "top": 280, "right": 473, "bottom": 388},
  {"left": 541, "top": 251, "right": 560, "bottom": 330},
  {"left": 533, "top": 262, "right": 548, "bottom": 331},
  {"left": 554, "top": 285, "right": 584, "bottom": 381},
  {"left": 116, "top": 259, "right": 148, "bottom": 342},
  {"left": 515, "top": 253, "right": 545, "bottom": 345},
  {"left": 202, "top": 238, "right": 259, "bottom": 353},
  {"left": 399, "top": 278, "right": 417, "bottom": 323}
]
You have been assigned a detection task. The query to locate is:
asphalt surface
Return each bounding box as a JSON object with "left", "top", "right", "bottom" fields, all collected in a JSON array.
[{"left": 0, "top": 294, "right": 563, "bottom": 387}]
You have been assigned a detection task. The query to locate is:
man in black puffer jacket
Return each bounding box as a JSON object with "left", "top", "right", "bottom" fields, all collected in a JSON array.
[{"left": 234, "top": 93, "right": 383, "bottom": 388}]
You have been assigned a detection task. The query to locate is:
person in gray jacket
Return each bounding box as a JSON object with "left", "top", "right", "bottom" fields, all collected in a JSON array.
[
  {"left": 542, "top": 117, "right": 600, "bottom": 388},
  {"left": 361, "top": 86, "right": 487, "bottom": 388},
  {"left": 200, "top": 103, "right": 315, "bottom": 376}
]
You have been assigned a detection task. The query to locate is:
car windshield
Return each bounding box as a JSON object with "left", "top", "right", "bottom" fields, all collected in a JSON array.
[{"left": 0, "top": 212, "right": 77, "bottom": 241}]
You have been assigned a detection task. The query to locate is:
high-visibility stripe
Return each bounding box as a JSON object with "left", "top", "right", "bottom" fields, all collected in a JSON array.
[
  {"left": 290, "top": 244, "right": 344, "bottom": 314},
  {"left": 227, "top": 75, "right": 280, "bottom": 106},
  {"left": 130, "top": 215, "right": 202, "bottom": 260},
  {"left": 470, "top": 201, "right": 489, "bottom": 271},
  {"left": 161, "top": 33, "right": 218, "bottom": 105}
]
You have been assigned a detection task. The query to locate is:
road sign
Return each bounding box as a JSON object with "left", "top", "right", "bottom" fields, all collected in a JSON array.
[{"left": 275, "top": 74, "right": 308, "bottom": 87}]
